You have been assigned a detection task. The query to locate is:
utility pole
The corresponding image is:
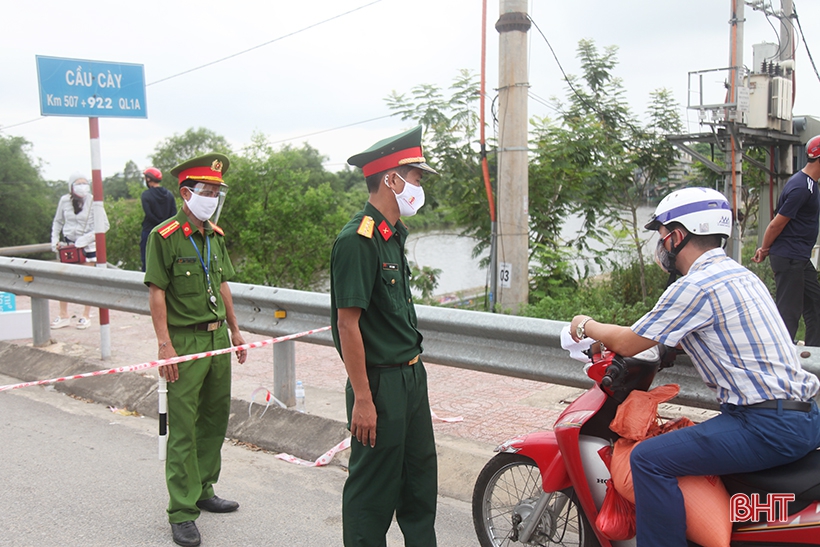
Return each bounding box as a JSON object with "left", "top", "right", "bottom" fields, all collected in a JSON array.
[
  {"left": 495, "top": 0, "right": 530, "bottom": 312},
  {"left": 779, "top": 0, "right": 795, "bottom": 179},
  {"left": 756, "top": 0, "right": 796, "bottom": 249},
  {"left": 725, "top": 0, "right": 744, "bottom": 262}
]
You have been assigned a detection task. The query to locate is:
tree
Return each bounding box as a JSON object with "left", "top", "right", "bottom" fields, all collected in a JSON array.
[
  {"left": 150, "top": 128, "right": 232, "bottom": 189},
  {"left": 223, "top": 133, "right": 362, "bottom": 289},
  {"left": 103, "top": 160, "right": 143, "bottom": 200},
  {"left": 0, "top": 135, "right": 55, "bottom": 247},
  {"left": 386, "top": 70, "right": 490, "bottom": 246},
  {"left": 530, "top": 40, "right": 682, "bottom": 300}
]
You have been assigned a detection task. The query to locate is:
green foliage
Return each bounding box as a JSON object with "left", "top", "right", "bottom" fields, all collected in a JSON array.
[
  {"left": 523, "top": 261, "right": 669, "bottom": 325},
  {"left": 150, "top": 128, "right": 232, "bottom": 191},
  {"left": 409, "top": 261, "right": 441, "bottom": 304},
  {"left": 529, "top": 39, "right": 683, "bottom": 300},
  {"left": 103, "top": 160, "right": 143, "bottom": 200},
  {"left": 386, "top": 70, "right": 489, "bottom": 244},
  {"left": 0, "top": 135, "right": 55, "bottom": 247},
  {"left": 223, "top": 134, "right": 361, "bottom": 289},
  {"left": 103, "top": 197, "right": 143, "bottom": 270}
]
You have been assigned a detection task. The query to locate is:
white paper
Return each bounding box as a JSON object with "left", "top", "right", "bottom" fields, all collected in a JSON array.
[{"left": 560, "top": 325, "right": 594, "bottom": 363}]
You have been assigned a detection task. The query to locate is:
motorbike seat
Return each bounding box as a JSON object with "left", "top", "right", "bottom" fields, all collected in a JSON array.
[{"left": 722, "top": 449, "right": 820, "bottom": 503}]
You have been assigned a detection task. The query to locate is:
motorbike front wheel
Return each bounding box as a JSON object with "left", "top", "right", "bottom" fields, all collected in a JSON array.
[{"left": 472, "top": 452, "right": 599, "bottom": 547}]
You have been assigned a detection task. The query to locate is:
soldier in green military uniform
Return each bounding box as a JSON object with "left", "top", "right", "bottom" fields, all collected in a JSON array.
[
  {"left": 330, "top": 126, "right": 439, "bottom": 547},
  {"left": 144, "top": 153, "right": 247, "bottom": 547}
]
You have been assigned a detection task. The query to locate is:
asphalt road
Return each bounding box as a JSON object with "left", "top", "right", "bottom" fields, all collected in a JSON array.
[{"left": 0, "top": 374, "right": 476, "bottom": 547}]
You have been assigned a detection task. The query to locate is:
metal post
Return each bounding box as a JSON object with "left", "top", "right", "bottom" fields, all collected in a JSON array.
[
  {"left": 273, "top": 340, "right": 296, "bottom": 408},
  {"left": 495, "top": 0, "right": 530, "bottom": 313},
  {"left": 31, "top": 297, "right": 50, "bottom": 347},
  {"left": 725, "top": 0, "right": 744, "bottom": 262},
  {"left": 89, "top": 117, "right": 110, "bottom": 359}
]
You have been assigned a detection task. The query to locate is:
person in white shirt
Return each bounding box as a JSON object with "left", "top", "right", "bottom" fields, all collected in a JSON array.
[{"left": 49, "top": 172, "right": 109, "bottom": 329}]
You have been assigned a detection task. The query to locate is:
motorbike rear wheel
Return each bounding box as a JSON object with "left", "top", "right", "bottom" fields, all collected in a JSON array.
[{"left": 472, "top": 452, "right": 599, "bottom": 547}]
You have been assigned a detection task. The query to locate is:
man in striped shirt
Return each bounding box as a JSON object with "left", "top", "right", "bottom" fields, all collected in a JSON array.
[{"left": 570, "top": 187, "right": 820, "bottom": 547}]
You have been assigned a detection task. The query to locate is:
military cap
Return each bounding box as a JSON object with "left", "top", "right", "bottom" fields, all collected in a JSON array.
[
  {"left": 347, "top": 126, "right": 438, "bottom": 177},
  {"left": 170, "top": 153, "right": 230, "bottom": 186}
]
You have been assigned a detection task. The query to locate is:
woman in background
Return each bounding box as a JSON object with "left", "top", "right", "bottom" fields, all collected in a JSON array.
[{"left": 50, "top": 172, "right": 109, "bottom": 329}]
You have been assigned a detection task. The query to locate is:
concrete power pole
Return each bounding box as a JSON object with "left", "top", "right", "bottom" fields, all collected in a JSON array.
[
  {"left": 495, "top": 0, "right": 530, "bottom": 312},
  {"left": 725, "top": 0, "right": 744, "bottom": 262},
  {"left": 779, "top": 0, "right": 795, "bottom": 178}
]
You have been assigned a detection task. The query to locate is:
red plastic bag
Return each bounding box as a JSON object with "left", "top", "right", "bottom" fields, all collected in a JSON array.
[{"left": 595, "top": 479, "right": 636, "bottom": 541}]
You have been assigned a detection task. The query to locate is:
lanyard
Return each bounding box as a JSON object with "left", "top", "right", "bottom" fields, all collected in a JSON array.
[{"left": 189, "top": 234, "right": 217, "bottom": 306}]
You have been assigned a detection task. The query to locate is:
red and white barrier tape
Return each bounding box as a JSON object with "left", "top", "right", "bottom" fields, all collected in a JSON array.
[
  {"left": 275, "top": 437, "right": 352, "bottom": 467},
  {"left": 432, "top": 409, "right": 463, "bottom": 423},
  {"left": 0, "top": 326, "right": 332, "bottom": 393}
]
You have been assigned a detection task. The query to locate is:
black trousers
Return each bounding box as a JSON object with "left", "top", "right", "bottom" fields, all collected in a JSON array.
[{"left": 770, "top": 254, "right": 820, "bottom": 346}]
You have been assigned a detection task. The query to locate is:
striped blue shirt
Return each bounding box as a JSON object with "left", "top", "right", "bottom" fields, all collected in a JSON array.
[{"left": 632, "top": 248, "right": 820, "bottom": 405}]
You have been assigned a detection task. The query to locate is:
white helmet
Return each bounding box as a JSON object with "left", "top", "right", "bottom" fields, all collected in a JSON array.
[{"left": 645, "top": 187, "right": 732, "bottom": 238}]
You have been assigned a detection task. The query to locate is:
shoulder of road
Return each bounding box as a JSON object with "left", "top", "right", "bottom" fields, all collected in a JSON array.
[{"left": 0, "top": 300, "right": 719, "bottom": 502}]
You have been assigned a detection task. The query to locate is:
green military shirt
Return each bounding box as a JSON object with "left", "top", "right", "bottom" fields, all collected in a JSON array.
[
  {"left": 143, "top": 209, "right": 235, "bottom": 327},
  {"left": 330, "top": 202, "right": 423, "bottom": 366}
]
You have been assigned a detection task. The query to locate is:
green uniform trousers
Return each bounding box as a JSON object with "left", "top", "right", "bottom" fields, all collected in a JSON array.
[
  {"left": 166, "top": 325, "right": 231, "bottom": 523},
  {"left": 343, "top": 360, "right": 437, "bottom": 547}
]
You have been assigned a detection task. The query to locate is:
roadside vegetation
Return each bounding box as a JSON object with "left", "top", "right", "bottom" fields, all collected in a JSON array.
[{"left": 0, "top": 39, "right": 794, "bottom": 325}]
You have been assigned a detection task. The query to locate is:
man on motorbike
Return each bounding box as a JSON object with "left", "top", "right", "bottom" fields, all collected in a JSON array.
[{"left": 570, "top": 187, "right": 820, "bottom": 547}]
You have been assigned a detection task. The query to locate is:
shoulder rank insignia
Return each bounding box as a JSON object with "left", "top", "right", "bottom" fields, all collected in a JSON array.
[
  {"left": 181, "top": 222, "right": 194, "bottom": 237},
  {"left": 357, "top": 215, "right": 375, "bottom": 238},
  {"left": 158, "top": 220, "right": 180, "bottom": 239},
  {"left": 378, "top": 220, "right": 393, "bottom": 241},
  {"left": 209, "top": 221, "right": 225, "bottom": 236}
]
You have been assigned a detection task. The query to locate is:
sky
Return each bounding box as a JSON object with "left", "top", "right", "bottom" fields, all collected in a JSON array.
[{"left": 2, "top": 0, "right": 820, "bottom": 183}]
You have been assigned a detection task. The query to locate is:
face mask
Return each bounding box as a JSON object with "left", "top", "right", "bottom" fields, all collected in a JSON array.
[
  {"left": 185, "top": 191, "right": 219, "bottom": 221},
  {"left": 654, "top": 238, "right": 676, "bottom": 274},
  {"left": 72, "top": 184, "right": 91, "bottom": 198},
  {"left": 389, "top": 173, "right": 425, "bottom": 217}
]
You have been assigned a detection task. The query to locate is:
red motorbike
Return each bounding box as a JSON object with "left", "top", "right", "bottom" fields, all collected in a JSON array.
[{"left": 471, "top": 344, "right": 820, "bottom": 547}]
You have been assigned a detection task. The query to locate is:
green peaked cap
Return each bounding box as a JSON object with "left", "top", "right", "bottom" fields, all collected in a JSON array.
[
  {"left": 347, "top": 126, "right": 438, "bottom": 177},
  {"left": 170, "top": 153, "right": 230, "bottom": 186}
]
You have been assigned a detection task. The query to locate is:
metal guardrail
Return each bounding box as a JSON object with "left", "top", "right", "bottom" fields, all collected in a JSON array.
[
  {"left": 0, "top": 256, "right": 818, "bottom": 411},
  {"left": 0, "top": 243, "right": 53, "bottom": 257}
]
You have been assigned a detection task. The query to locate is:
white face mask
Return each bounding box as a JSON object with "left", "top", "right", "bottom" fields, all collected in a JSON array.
[
  {"left": 185, "top": 190, "right": 219, "bottom": 221},
  {"left": 389, "top": 173, "right": 425, "bottom": 217},
  {"left": 72, "top": 183, "right": 91, "bottom": 198}
]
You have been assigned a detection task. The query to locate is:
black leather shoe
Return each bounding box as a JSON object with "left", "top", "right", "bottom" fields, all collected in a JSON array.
[
  {"left": 171, "top": 521, "right": 201, "bottom": 547},
  {"left": 196, "top": 495, "right": 239, "bottom": 513}
]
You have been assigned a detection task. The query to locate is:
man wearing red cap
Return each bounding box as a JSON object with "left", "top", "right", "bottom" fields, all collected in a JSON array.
[
  {"left": 144, "top": 153, "right": 247, "bottom": 547},
  {"left": 141, "top": 167, "right": 176, "bottom": 271},
  {"left": 331, "top": 126, "right": 439, "bottom": 546}
]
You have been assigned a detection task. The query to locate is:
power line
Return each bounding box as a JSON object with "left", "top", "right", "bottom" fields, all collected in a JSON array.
[
  {"left": 2, "top": 1, "right": 386, "bottom": 134},
  {"left": 0, "top": 117, "right": 43, "bottom": 132},
  {"left": 527, "top": 15, "right": 647, "bottom": 141},
  {"left": 267, "top": 113, "right": 399, "bottom": 145},
  {"left": 147, "top": 0, "right": 385, "bottom": 86}
]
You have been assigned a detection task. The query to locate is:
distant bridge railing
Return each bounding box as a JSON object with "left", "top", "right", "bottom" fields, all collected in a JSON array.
[{"left": 0, "top": 256, "right": 818, "bottom": 410}]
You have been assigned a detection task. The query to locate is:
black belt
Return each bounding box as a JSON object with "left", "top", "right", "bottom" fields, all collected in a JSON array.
[
  {"left": 372, "top": 355, "right": 420, "bottom": 368},
  {"left": 190, "top": 320, "right": 224, "bottom": 332},
  {"left": 747, "top": 400, "right": 812, "bottom": 413}
]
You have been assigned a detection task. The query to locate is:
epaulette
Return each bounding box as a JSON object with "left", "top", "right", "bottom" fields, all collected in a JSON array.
[
  {"left": 158, "top": 220, "right": 180, "bottom": 239},
  {"left": 209, "top": 221, "right": 225, "bottom": 236},
  {"left": 356, "top": 215, "right": 375, "bottom": 239}
]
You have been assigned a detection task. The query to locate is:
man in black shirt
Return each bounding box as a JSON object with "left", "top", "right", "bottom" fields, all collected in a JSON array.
[{"left": 141, "top": 167, "right": 178, "bottom": 271}]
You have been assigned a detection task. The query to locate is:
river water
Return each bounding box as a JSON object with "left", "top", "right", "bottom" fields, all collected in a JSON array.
[{"left": 405, "top": 206, "right": 657, "bottom": 298}]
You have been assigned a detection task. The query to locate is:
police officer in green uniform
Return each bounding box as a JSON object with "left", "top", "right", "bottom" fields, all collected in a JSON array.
[
  {"left": 331, "top": 126, "right": 439, "bottom": 547},
  {"left": 144, "top": 153, "right": 247, "bottom": 547}
]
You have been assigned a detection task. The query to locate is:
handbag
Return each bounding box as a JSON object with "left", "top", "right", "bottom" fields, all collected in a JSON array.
[{"left": 59, "top": 244, "right": 86, "bottom": 264}]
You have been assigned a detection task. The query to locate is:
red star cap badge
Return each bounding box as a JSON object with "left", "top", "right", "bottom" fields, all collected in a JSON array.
[{"left": 378, "top": 220, "right": 393, "bottom": 241}]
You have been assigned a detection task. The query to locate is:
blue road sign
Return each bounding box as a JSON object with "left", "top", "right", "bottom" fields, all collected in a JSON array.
[{"left": 36, "top": 56, "right": 147, "bottom": 118}]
